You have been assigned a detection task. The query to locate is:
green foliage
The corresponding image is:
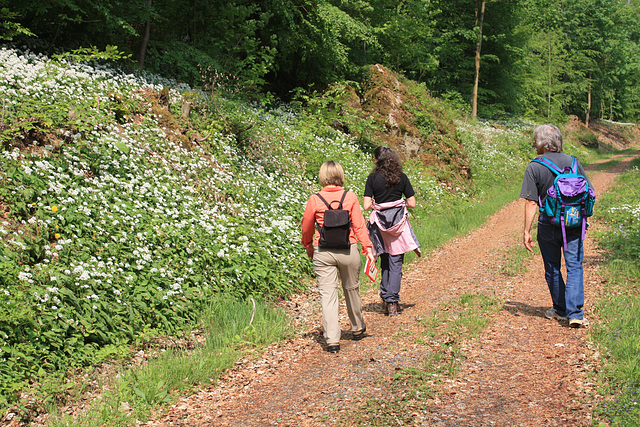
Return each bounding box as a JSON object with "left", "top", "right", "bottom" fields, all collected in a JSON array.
[
  {"left": 511, "top": 0, "right": 640, "bottom": 122},
  {"left": 143, "top": 41, "right": 211, "bottom": 87},
  {"left": 0, "top": 7, "right": 35, "bottom": 41},
  {"left": 52, "top": 45, "right": 131, "bottom": 63},
  {"left": 369, "top": 0, "right": 439, "bottom": 82},
  {"left": 590, "top": 157, "right": 640, "bottom": 426},
  {"left": 5, "top": 0, "right": 640, "bottom": 122}
]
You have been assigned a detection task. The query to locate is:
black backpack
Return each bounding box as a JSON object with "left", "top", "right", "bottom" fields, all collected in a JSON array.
[{"left": 315, "top": 191, "right": 351, "bottom": 249}]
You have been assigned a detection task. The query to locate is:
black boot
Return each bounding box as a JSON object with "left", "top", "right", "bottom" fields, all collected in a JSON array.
[{"left": 387, "top": 302, "right": 398, "bottom": 316}]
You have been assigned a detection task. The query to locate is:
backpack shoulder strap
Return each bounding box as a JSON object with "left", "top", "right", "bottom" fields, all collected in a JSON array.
[
  {"left": 570, "top": 156, "right": 579, "bottom": 174},
  {"left": 337, "top": 190, "right": 348, "bottom": 209},
  {"left": 316, "top": 190, "right": 348, "bottom": 210},
  {"left": 531, "top": 156, "right": 563, "bottom": 175},
  {"left": 315, "top": 192, "right": 332, "bottom": 209}
]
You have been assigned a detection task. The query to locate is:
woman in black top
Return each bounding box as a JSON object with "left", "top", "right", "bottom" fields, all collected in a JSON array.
[{"left": 363, "top": 146, "right": 419, "bottom": 316}]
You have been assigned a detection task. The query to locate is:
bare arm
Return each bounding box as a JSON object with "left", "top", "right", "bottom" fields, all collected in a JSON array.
[
  {"left": 406, "top": 196, "right": 416, "bottom": 209},
  {"left": 363, "top": 196, "right": 373, "bottom": 211},
  {"left": 523, "top": 199, "right": 538, "bottom": 253}
]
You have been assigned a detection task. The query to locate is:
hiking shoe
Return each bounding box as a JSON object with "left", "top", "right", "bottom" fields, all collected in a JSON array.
[
  {"left": 387, "top": 302, "right": 398, "bottom": 317},
  {"left": 569, "top": 317, "right": 589, "bottom": 328},
  {"left": 326, "top": 344, "right": 340, "bottom": 353},
  {"left": 352, "top": 326, "right": 367, "bottom": 341},
  {"left": 545, "top": 308, "right": 567, "bottom": 321}
]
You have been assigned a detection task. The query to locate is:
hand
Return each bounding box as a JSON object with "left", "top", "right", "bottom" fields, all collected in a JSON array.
[
  {"left": 366, "top": 247, "right": 376, "bottom": 264},
  {"left": 306, "top": 246, "right": 314, "bottom": 259},
  {"left": 523, "top": 230, "right": 534, "bottom": 253}
]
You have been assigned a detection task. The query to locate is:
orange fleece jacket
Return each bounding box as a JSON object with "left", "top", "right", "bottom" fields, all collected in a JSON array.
[{"left": 301, "top": 185, "right": 372, "bottom": 254}]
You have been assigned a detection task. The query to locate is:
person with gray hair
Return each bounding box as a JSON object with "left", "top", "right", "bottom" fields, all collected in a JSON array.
[
  {"left": 532, "top": 123, "right": 563, "bottom": 152},
  {"left": 520, "top": 124, "right": 593, "bottom": 328}
]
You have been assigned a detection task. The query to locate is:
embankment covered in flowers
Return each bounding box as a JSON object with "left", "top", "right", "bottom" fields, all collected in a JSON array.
[{"left": 0, "top": 47, "right": 531, "bottom": 406}]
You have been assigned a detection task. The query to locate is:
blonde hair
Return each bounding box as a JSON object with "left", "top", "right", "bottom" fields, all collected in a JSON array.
[{"left": 318, "top": 161, "right": 345, "bottom": 186}]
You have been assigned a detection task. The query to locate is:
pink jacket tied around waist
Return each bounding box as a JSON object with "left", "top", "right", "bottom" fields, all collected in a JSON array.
[{"left": 368, "top": 199, "right": 421, "bottom": 257}]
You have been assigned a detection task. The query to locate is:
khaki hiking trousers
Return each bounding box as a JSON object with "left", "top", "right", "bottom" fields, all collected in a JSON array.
[{"left": 313, "top": 243, "right": 365, "bottom": 345}]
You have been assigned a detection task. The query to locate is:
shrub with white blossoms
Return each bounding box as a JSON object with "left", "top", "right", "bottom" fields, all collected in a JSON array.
[
  {"left": 0, "top": 47, "right": 534, "bottom": 405},
  {"left": 596, "top": 165, "right": 640, "bottom": 260},
  {"left": 0, "top": 47, "right": 346, "bottom": 399}
]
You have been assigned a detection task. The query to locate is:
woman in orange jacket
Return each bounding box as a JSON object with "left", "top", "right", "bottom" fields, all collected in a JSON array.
[{"left": 301, "top": 161, "right": 375, "bottom": 353}]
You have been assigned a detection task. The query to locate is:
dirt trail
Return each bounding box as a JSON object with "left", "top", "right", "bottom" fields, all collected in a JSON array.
[{"left": 147, "top": 154, "right": 637, "bottom": 426}]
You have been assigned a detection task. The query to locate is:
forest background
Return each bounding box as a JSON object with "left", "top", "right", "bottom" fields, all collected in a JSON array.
[
  {"left": 1, "top": 0, "right": 640, "bottom": 426},
  {"left": 3, "top": 0, "right": 640, "bottom": 123}
]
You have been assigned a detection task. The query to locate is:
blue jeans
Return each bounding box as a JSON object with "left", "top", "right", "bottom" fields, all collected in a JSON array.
[
  {"left": 537, "top": 221, "right": 585, "bottom": 320},
  {"left": 380, "top": 253, "right": 404, "bottom": 303}
]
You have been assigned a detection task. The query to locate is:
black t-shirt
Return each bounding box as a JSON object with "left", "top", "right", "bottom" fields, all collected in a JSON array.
[
  {"left": 364, "top": 172, "right": 415, "bottom": 203},
  {"left": 520, "top": 152, "right": 591, "bottom": 205}
]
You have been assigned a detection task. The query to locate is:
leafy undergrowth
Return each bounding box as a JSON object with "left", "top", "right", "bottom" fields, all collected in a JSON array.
[
  {"left": 591, "top": 157, "right": 640, "bottom": 426},
  {"left": 0, "top": 47, "right": 316, "bottom": 415}
]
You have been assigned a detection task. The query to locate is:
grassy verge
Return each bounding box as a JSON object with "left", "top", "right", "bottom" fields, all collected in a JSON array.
[
  {"left": 43, "top": 296, "right": 291, "bottom": 426},
  {"left": 498, "top": 242, "right": 535, "bottom": 277},
  {"left": 590, "top": 157, "right": 640, "bottom": 426}
]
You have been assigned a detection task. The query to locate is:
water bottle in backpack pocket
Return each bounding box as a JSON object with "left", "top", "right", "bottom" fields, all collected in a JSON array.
[{"left": 532, "top": 156, "right": 596, "bottom": 248}]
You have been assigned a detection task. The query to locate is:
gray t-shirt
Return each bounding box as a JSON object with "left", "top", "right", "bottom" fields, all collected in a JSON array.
[{"left": 520, "top": 152, "right": 592, "bottom": 206}]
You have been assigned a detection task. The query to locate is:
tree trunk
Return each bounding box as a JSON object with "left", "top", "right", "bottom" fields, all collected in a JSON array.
[
  {"left": 600, "top": 84, "right": 604, "bottom": 119},
  {"left": 547, "top": 37, "right": 552, "bottom": 119},
  {"left": 586, "top": 87, "right": 591, "bottom": 127},
  {"left": 138, "top": 0, "right": 153, "bottom": 69},
  {"left": 192, "top": 0, "right": 197, "bottom": 44},
  {"left": 610, "top": 91, "right": 614, "bottom": 120},
  {"left": 586, "top": 72, "right": 592, "bottom": 128},
  {"left": 471, "top": 0, "right": 486, "bottom": 118}
]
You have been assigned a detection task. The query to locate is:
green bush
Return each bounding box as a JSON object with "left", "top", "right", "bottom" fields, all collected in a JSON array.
[
  {"left": 591, "top": 158, "right": 640, "bottom": 425},
  {"left": 0, "top": 47, "right": 536, "bottom": 411}
]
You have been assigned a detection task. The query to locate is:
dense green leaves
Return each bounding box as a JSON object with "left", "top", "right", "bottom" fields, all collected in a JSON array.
[{"left": 3, "top": 1, "right": 640, "bottom": 123}]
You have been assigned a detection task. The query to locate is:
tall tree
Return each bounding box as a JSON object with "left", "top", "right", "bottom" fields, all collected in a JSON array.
[
  {"left": 138, "top": 0, "right": 152, "bottom": 69},
  {"left": 261, "top": 0, "right": 379, "bottom": 95},
  {"left": 471, "top": 0, "right": 486, "bottom": 117},
  {"left": 367, "top": 0, "right": 439, "bottom": 82},
  {"left": 510, "top": 0, "right": 569, "bottom": 120}
]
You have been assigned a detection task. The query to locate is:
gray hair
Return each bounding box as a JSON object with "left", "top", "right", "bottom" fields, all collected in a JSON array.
[{"left": 533, "top": 124, "right": 563, "bottom": 153}]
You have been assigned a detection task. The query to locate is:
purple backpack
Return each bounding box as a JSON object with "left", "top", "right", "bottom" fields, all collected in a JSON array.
[{"left": 532, "top": 156, "right": 596, "bottom": 249}]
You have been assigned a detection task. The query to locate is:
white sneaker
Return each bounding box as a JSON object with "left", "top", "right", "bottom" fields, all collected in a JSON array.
[
  {"left": 545, "top": 308, "right": 567, "bottom": 321},
  {"left": 569, "top": 317, "right": 589, "bottom": 328}
]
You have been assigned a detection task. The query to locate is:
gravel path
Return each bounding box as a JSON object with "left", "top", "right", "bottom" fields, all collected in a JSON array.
[{"left": 146, "top": 153, "right": 637, "bottom": 426}]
